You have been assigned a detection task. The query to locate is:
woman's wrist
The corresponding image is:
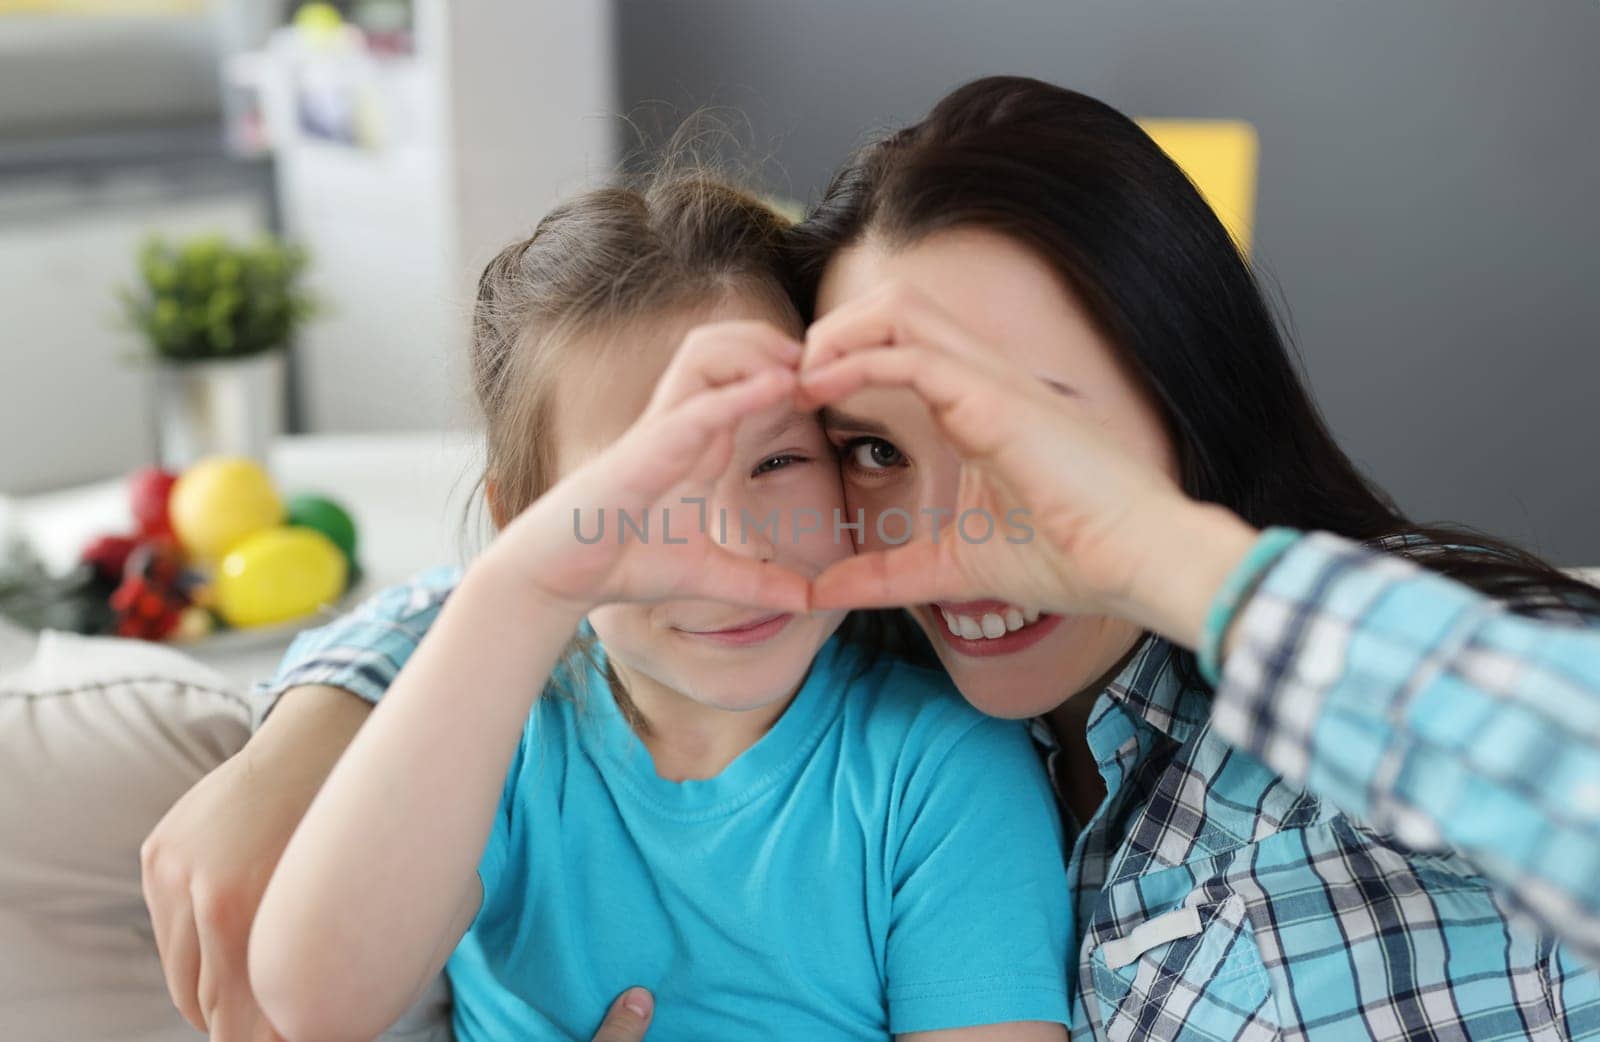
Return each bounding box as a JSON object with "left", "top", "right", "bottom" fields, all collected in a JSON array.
[
  {"left": 1195, "top": 526, "right": 1301, "bottom": 685},
  {"left": 1110, "top": 498, "right": 1261, "bottom": 654}
]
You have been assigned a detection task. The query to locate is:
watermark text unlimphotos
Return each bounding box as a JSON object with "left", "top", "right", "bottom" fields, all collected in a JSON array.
[{"left": 572, "top": 498, "right": 1033, "bottom": 547}]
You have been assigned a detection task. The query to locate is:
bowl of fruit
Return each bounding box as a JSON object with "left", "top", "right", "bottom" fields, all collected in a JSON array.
[{"left": 1, "top": 458, "right": 361, "bottom": 646}]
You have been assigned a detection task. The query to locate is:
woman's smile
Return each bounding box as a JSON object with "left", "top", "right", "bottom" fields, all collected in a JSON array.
[{"left": 927, "top": 599, "right": 1064, "bottom": 656}]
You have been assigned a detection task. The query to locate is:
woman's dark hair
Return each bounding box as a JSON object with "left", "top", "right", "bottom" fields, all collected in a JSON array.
[{"left": 788, "top": 75, "right": 1599, "bottom": 650}]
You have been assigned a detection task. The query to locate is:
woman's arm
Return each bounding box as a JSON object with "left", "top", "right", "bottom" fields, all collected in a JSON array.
[
  {"left": 140, "top": 681, "right": 371, "bottom": 1040},
  {"left": 1206, "top": 530, "right": 1600, "bottom": 964},
  {"left": 140, "top": 566, "right": 458, "bottom": 1042},
  {"left": 249, "top": 560, "right": 585, "bottom": 1042}
]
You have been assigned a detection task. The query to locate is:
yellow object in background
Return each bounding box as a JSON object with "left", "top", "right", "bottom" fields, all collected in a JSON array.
[
  {"left": 215, "top": 527, "right": 348, "bottom": 628},
  {"left": 292, "top": 2, "right": 344, "bottom": 41},
  {"left": 1137, "top": 119, "right": 1259, "bottom": 255},
  {"left": 169, "top": 457, "right": 285, "bottom": 563}
]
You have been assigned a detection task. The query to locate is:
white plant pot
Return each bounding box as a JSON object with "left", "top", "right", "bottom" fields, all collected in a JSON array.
[{"left": 153, "top": 351, "right": 286, "bottom": 470}]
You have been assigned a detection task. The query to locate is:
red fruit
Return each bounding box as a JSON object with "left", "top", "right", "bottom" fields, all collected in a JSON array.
[
  {"left": 80, "top": 534, "right": 138, "bottom": 585},
  {"left": 129, "top": 467, "right": 179, "bottom": 538},
  {"left": 109, "top": 572, "right": 186, "bottom": 641},
  {"left": 110, "top": 539, "right": 193, "bottom": 641},
  {"left": 124, "top": 538, "right": 185, "bottom": 587}
]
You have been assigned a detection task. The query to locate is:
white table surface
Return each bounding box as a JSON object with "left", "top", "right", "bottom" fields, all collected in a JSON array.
[{"left": 1, "top": 431, "right": 483, "bottom": 690}]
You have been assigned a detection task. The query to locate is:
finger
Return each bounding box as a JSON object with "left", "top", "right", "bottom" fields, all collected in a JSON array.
[
  {"left": 797, "top": 346, "right": 975, "bottom": 427},
  {"left": 679, "top": 546, "right": 811, "bottom": 614},
  {"left": 252, "top": 1014, "right": 288, "bottom": 1042},
  {"left": 802, "top": 282, "right": 978, "bottom": 371},
  {"left": 608, "top": 368, "right": 797, "bottom": 502},
  {"left": 591, "top": 987, "right": 654, "bottom": 1042},
  {"left": 688, "top": 430, "right": 735, "bottom": 486},
  {"left": 195, "top": 898, "right": 256, "bottom": 1041},
  {"left": 204, "top": 994, "right": 273, "bottom": 1042},
  {"left": 810, "top": 540, "right": 964, "bottom": 611},
  {"left": 141, "top": 841, "right": 207, "bottom": 1031},
  {"left": 153, "top": 895, "right": 207, "bottom": 1031},
  {"left": 651, "top": 321, "right": 802, "bottom": 411}
]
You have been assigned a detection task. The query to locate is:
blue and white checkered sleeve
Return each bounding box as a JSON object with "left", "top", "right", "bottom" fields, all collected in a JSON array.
[
  {"left": 1210, "top": 531, "right": 1600, "bottom": 965},
  {"left": 249, "top": 565, "right": 464, "bottom": 730}
]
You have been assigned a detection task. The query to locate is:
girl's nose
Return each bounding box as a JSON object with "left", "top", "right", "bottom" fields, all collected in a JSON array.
[
  {"left": 741, "top": 524, "right": 778, "bottom": 563},
  {"left": 709, "top": 492, "right": 781, "bottom": 562}
]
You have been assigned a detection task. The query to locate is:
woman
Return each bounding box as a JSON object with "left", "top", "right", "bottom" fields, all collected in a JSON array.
[
  {"left": 783, "top": 77, "right": 1600, "bottom": 1040},
  {"left": 142, "top": 77, "right": 1600, "bottom": 1041}
]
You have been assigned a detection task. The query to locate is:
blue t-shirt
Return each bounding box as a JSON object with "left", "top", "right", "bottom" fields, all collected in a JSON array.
[
  {"left": 450, "top": 636, "right": 1070, "bottom": 1041},
  {"left": 261, "top": 571, "right": 1071, "bottom": 1041}
]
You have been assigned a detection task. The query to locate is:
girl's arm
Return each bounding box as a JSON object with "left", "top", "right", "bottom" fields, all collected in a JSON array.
[
  {"left": 249, "top": 325, "right": 806, "bottom": 1042},
  {"left": 146, "top": 577, "right": 665, "bottom": 1042},
  {"left": 249, "top": 560, "right": 585, "bottom": 1042}
]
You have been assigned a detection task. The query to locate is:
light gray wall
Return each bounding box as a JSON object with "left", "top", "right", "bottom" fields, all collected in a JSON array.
[{"left": 616, "top": 0, "right": 1600, "bottom": 565}]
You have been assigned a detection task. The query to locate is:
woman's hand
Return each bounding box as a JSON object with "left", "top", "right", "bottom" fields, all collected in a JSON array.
[
  {"left": 798, "top": 282, "right": 1258, "bottom": 649},
  {"left": 491, "top": 321, "right": 810, "bottom": 617},
  {"left": 141, "top": 684, "right": 371, "bottom": 1042}
]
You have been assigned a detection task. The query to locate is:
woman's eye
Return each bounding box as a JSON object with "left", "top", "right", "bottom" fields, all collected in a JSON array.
[
  {"left": 752, "top": 453, "right": 806, "bottom": 477},
  {"left": 845, "top": 437, "right": 905, "bottom": 471}
]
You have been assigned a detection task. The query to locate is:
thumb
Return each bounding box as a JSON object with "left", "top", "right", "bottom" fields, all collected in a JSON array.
[{"left": 591, "top": 987, "right": 654, "bottom": 1042}]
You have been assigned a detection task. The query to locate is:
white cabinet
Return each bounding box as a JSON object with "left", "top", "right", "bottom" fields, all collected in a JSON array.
[{"left": 245, "top": 1, "right": 616, "bottom": 434}]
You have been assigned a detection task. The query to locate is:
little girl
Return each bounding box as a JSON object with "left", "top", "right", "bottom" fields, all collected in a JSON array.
[{"left": 248, "top": 174, "right": 1072, "bottom": 1042}]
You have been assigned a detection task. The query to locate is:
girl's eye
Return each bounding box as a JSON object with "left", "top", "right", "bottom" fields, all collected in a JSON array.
[
  {"left": 845, "top": 437, "right": 906, "bottom": 472},
  {"left": 752, "top": 453, "right": 807, "bottom": 477}
]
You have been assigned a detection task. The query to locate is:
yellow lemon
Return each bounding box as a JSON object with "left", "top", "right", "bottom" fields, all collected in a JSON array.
[
  {"left": 215, "top": 527, "right": 347, "bottom": 628},
  {"left": 169, "top": 457, "right": 284, "bottom": 562}
]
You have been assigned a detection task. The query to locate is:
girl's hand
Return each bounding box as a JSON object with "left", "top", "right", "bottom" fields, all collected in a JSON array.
[
  {"left": 492, "top": 321, "right": 812, "bottom": 617},
  {"left": 798, "top": 283, "right": 1258, "bottom": 648}
]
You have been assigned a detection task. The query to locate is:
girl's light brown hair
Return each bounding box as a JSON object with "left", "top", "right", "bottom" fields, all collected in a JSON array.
[{"left": 469, "top": 172, "right": 799, "bottom": 529}]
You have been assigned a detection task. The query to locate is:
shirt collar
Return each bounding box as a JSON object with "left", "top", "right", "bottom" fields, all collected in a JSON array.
[{"left": 1029, "top": 636, "right": 1208, "bottom": 761}]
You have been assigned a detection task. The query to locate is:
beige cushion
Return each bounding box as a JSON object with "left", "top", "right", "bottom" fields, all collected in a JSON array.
[{"left": 0, "top": 630, "right": 251, "bottom": 1042}]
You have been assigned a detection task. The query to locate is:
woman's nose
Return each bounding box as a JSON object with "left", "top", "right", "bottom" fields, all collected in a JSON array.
[{"left": 913, "top": 467, "right": 962, "bottom": 539}]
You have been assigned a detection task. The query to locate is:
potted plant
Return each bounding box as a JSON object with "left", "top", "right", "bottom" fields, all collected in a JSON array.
[{"left": 121, "top": 233, "right": 317, "bottom": 468}]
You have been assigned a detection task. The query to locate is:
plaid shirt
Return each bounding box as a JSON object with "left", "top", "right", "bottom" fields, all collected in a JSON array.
[
  {"left": 1211, "top": 532, "right": 1600, "bottom": 992},
  {"left": 259, "top": 540, "right": 1600, "bottom": 1041}
]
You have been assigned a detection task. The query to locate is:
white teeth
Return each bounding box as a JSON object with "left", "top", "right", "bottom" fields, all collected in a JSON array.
[{"left": 942, "top": 605, "right": 1042, "bottom": 641}]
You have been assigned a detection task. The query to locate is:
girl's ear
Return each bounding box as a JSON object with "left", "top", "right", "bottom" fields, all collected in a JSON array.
[{"left": 484, "top": 475, "right": 511, "bottom": 531}]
